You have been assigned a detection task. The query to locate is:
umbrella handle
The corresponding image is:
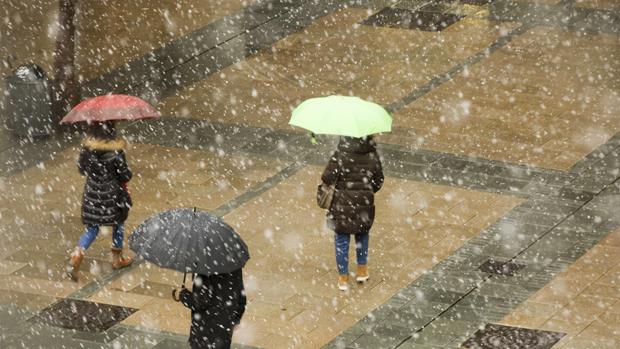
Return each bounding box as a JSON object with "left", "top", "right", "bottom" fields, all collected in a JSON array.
[
  {"left": 172, "top": 284, "right": 187, "bottom": 302},
  {"left": 172, "top": 288, "right": 181, "bottom": 302}
]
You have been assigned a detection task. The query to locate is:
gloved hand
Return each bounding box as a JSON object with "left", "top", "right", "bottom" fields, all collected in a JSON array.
[{"left": 179, "top": 288, "right": 192, "bottom": 307}]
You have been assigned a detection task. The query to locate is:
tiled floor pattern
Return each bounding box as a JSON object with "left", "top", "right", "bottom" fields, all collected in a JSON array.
[
  {"left": 0, "top": 0, "right": 256, "bottom": 81},
  {"left": 500, "top": 228, "right": 620, "bottom": 349},
  {"left": 0, "top": 138, "right": 523, "bottom": 348},
  {"left": 382, "top": 26, "right": 620, "bottom": 170},
  {"left": 0, "top": 0, "right": 618, "bottom": 348},
  {"left": 322, "top": 124, "right": 619, "bottom": 348},
  {"left": 157, "top": 7, "right": 620, "bottom": 172},
  {"left": 85, "top": 165, "right": 521, "bottom": 348},
  {"left": 157, "top": 7, "right": 520, "bottom": 127},
  {"left": 574, "top": 0, "right": 620, "bottom": 11}
]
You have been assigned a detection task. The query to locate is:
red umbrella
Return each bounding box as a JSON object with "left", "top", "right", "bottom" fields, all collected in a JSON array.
[{"left": 60, "top": 94, "right": 160, "bottom": 124}]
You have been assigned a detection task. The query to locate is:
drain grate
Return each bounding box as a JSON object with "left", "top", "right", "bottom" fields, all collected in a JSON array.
[
  {"left": 462, "top": 324, "right": 564, "bottom": 349},
  {"left": 362, "top": 8, "right": 463, "bottom": 32},
  {"left": 479, "top": 259, "right": 525, "bottom": 276},
  {"left": 30, "top": 298, "right": 137, "bottom": 332}
]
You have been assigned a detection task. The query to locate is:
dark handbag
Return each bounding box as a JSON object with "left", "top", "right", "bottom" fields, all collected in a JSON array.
[{"left": 317, "top": 165, "right": 341, "bottom": 210}]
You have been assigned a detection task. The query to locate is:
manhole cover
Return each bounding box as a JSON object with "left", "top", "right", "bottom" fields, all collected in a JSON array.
[
  {"left": 362, "top": 8, "right": 463, "bottom": 32},
  {"left": 30, "top": 298, "right": 137, "bottom": 332},
  {"left": 462, "top": 324, "right": 564, "bottom": 349},
  {"left": 479, "top": 259, "right": 525, "bottom": 276}
]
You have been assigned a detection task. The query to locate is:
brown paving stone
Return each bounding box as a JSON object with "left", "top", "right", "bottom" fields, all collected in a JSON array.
[
  {"left": 89, "top": 289, "right": 155, "bottom": 309},
  {"left": 387, "top": 27, "right": 620, "bottom": 170},
  {"left": 0, "top": 274, "right": 82, "bottom": 299},
  {"left": 0, "top": 290, "right": 58, "bottom": 312},
  {"left": 558, "top": 337, "right": 619, "bottom": 349},
  {"left": 0, "top": 260, "right": 27, "bottom": 275},
  {"left": 121, "top": 298, "right": 191, "bottom": 333},
  {"left": 576, "top": 313, "right": 620, "bottom": 339},
  {"left": 501, "top": 228, "right": 620, "bottom": 346},
  {"left": 581, "top": 283, "right": 620, "bottom": 299},
  {"left": 574, "top": 0, "right": 620, "bottom": 11}
]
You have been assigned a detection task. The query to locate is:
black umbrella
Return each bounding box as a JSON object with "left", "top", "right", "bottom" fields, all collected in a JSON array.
[{"left": 129, "top": 208, "right": 250, "bottom": 278}]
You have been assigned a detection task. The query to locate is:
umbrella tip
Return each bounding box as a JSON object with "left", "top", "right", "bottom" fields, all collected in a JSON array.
[{"left": 310, "top": 133, "right": 317, "bottom": 145}]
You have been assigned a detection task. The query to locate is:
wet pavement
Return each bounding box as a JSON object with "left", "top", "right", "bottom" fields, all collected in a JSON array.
[{"left": 1, "top": 0, "right": 619, "bottom": 348}]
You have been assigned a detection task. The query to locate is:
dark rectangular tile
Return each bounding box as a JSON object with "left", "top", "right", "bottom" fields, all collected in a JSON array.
[
  {"left": 461, "top": 323, "right": 564, "bottom": 349},
  {"left": 30, "top": 299, "right": 137, "bottom": 332},
  {"left": 362, "top": 7, "right": 463, "bottom": 32}
]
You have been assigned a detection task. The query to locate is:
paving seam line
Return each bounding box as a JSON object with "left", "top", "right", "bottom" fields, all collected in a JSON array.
[{"left": 393, "top": 180, "right": 602, "bottom": 348}]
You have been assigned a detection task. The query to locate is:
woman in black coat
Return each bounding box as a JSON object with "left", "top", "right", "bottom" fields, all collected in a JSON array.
[
  {"left": 321, "top": 136, "right": 384, "bottom": 291},
  {"left": 66, "top": 121, "right": 134, "bottom": 281},
  {"left": 179, "top": 269, "right": 246, "bottom": 349}
]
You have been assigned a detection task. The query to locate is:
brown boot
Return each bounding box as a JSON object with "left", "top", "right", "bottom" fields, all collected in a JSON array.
[
  {"left": 338, "top": 275, "right": 349, "bottom": 291},
  {"left": 66, "top": 248, "right": 84, "bottom": 282},
  {"left": 110, "top": 248, "right": 133, "bottom": 269},
  {"left": 356, "top": 265, "right": 369, "bottom": 283}
]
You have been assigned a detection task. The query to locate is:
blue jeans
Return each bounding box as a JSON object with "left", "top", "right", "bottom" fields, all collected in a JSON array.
[
  {"left": 77, "top": 224, "right": 124, "bottom": 250},
  {"left": 335, "top": 233, "right": 369, "bottom": 275}
]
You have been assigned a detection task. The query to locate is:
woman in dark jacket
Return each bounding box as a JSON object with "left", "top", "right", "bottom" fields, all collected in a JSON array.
[
  {"left": 321, "top": 136, "right": 384, "bottom": 291},
  {"left": 66, "top": 121, "right": 133, "bottom": 281},
  {"left": 179, "top": 269, "right": 247, "bottom": 349}
]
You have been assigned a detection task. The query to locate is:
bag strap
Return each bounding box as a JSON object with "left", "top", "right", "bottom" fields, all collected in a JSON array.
[{"left": 334, "top": 152, "right": 342, "bottom": 186}]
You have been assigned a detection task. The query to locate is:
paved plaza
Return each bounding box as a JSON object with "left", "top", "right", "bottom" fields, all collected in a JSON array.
[{"left": 1, "top": 0, "right": 619, "bottom": 348}]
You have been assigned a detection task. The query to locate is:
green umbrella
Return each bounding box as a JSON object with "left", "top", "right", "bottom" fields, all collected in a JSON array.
[{"left": 289, "top": 95, "right": 392, "bottom": 138}]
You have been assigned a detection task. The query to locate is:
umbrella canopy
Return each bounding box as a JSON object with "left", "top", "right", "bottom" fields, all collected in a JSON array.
[
  {"left": 60, "top": 94, "right": 160, "bottom": 124},
  {"left": 289, "top": 95, "right": 392, "bottom": 138},
  {"left": 129, "top": 208, "right": 249, "bottom": 276}
]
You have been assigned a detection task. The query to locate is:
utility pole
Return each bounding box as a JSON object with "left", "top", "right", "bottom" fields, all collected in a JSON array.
[{"left": 52, "top": 0, "right": 80, "bottom": 121}]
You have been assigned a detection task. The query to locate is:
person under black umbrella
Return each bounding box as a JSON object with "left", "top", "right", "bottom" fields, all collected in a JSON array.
[
  {"left": 177, "top": 270, "right": 246, "bottom": 349},
  {"left": 129, "top": 208, "right": 250, "bottom": 349}
]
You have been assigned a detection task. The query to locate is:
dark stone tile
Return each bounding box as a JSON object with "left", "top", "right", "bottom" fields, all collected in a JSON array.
[
  {"left": 361, "top": 7, "right": 463, "bottom": 32},
  {"left": 322, "top": 330, "right": 363, "bottom": 349},
  {"left": 30, "top": 299, "right": 137, "bottom": 333},
  {"left": 3, "top": 323, "right": 105, "bottom": 349},
  {"left": 351, "top": 323, "right": 411, "bottom": 348},
  {"left": 72, "top": 326, "right": 126, "bottom": 343},
  {"left": 151, "top": 338, "right": 190, "bottom": 349},
  {"left": 393, "top": 0, "right": 431, "bottom": 10},
  {"left": 441, "top": 304, "right": 505, "bottom": 323},
  {"left": 478, "top": 259, "right": 525, "bottom": 276},
  {"left": 404, "top": 318, "right": 480, "bottom": 346},
  {"left": 418, "top": 2, "right": 459, "bottom": 14},
  {"left": 381, "top": 147, "right": 441, "bottom": 166},
  {"left": 557, "top": 187, "right": 595, "bottom": 202},
  {"left": 461, "top": 323, "right": 564, "bottom": 349},
  {"left": 577, "top": 9, "right": 620, "bottom": 34},
  {"left": 460, "top": 0, "right": 494, "bottom": 5},
  {"left": 458, "top": 294, "right": 521, "bottom": 309}
]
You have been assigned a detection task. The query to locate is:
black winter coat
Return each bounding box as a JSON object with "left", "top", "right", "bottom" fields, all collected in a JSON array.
[
  {"left": 321, "top": 137, "right": 384, "bottom": 235},
  {"left": 180, "top": 269, "right": 246, "bottom": 349},
  {"left": 78, "top": 138, "right": 132, "bottom": 226}
]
